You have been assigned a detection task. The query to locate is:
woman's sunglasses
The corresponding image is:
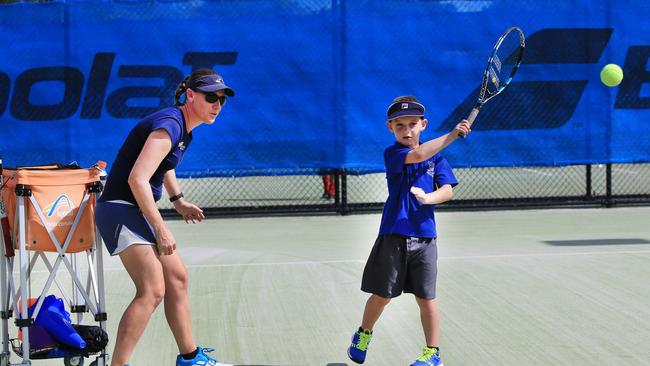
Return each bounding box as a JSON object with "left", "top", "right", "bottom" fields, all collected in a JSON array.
[{"left": 204, "top": 93, "right": 227, "bottom": 106}]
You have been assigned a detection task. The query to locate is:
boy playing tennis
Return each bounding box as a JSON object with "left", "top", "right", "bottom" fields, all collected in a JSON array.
[{"left": 347, "top": 96, "right": 471, "bottom": 366}]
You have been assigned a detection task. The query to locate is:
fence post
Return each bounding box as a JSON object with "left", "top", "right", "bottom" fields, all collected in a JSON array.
[
  {"left": 338, "top": 169, "right": 349, "bottom": 215},
  {"left": 605, "top": 163, "right": 613, "bottom": 207},
  {"left": 585, "top": 164, "right": 592, "bottom": 199},
  {"left": 333, "top": 169, "right": 341, "bottom": 210}
]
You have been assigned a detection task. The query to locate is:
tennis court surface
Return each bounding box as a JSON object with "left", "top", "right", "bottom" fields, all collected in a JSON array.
[{"left": 28, "top": 206, "right": 650, "bottom": 365}]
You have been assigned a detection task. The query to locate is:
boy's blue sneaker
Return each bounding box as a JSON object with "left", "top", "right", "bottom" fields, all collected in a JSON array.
[
  {"left": 410, "top": 347, "right": 444, "bottom": 366},
  {"left": 175, "top": 346, "right": 232, "bottom": 366},
  {"left": 347, "top": 328, "right": 372, "bottom": 364}
]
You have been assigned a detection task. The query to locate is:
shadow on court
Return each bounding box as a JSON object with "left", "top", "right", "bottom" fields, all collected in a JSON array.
[{"left": 543, "top": 238, "right": 650, "bottom": 246}]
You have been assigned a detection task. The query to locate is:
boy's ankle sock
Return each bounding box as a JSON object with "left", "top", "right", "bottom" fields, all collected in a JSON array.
[
  {"left": 181, "top": 347, "right": 199, "bottom": 360},
  {"left": 358, "top": 326, "right": 372, "bottom": 334}
]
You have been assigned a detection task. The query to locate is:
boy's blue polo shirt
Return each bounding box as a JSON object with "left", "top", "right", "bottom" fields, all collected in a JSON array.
[
  {"left": 378, "top": 142, "right": 458, "bottom": 238},
  {"left": 99, "top": 107, "right": 192, "bottom": 204}
]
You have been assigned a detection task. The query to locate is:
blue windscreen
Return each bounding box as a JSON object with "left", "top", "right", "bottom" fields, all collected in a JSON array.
[{"left": 0, "top": 1, "right": 648, "bottom": 176}]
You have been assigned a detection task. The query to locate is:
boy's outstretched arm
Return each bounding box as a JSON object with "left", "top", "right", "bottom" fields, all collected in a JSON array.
[
  {"left": 410, "top": 185, "right": 454, "bottom": 205},
  {"left": 405, "top": 120, "right": 471, "bottom": 164}
]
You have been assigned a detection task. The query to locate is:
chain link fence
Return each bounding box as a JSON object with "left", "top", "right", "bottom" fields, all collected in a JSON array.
[{"left": 158, "top": 163, "right": 650, "bottom": 217}]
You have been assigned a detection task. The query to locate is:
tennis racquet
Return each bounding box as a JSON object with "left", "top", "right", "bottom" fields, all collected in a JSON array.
[{"left": 463, "top": 26, "right": 525, "bottom": 136}]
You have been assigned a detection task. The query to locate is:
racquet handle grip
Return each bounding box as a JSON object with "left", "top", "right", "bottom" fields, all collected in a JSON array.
[
  {"left": 460, "top": 107, "right": 480, "bottom": 138},
  {"left": 466, "top": 107, "right": 480, "bottom": 127}
]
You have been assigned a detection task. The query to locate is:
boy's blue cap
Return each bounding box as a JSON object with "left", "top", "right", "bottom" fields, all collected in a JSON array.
[
  {"left": 189, "top": 74, "right": 235, "bottom": 97},
  {"left": 386, "top": 101, "right": 425, "bottom": 120}
]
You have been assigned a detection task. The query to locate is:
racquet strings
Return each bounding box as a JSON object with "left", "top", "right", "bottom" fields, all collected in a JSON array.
[{"left": 487, "top": 30, "right": 522, "bottom": 96}]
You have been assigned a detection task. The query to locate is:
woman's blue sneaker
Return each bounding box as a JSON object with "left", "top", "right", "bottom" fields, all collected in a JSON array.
[
  {"left": 410, "top": 347, "right": 444, "bottom": 366},
  {"left": 175, "top": 346, "right": 232, "bottom": 366},
  {"left": 347, "top": 328, "right": 372, "bottom": 364}
]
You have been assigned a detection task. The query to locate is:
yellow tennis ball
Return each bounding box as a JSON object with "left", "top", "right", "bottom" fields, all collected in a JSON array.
[{"left": 600, "top": 64, "right": 623, "bottom": 87}]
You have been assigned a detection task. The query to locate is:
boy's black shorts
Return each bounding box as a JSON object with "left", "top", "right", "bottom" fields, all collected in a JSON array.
[{"left": 361, "top": 234, "right": 438, "bottom": 299}]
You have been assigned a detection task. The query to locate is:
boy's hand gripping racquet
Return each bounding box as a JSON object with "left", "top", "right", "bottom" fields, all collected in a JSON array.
[{"left": 464, "top": 26, "right": 525, "bottom": 136}]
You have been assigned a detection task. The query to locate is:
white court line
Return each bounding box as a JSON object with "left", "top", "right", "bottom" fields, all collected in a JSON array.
[
  {"left": 439, "top": 249, "right": 650, "bottom": 260},
  {"left": 26, "top": 249, "right": 650, "bottom": 273},
  {"left": 182, "top": 248, "right": 650, "bottom": 268}
]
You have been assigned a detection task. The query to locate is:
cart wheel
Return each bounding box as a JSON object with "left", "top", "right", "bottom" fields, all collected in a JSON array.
[{"left": 64, "top": 355, "right": 85, "bottom": 366}]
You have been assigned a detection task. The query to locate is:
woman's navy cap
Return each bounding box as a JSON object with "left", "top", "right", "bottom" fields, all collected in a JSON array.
[
  {"left": 386, "top": 101, "right": 425, "bottom": 120},
  {"left": 189, "top": 74, "right": 235, "bottom": 97}
]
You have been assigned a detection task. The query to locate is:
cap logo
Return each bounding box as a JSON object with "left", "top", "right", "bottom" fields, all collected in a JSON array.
[{"left": 386, "top": 100, "right": 425, "bottom": 120}]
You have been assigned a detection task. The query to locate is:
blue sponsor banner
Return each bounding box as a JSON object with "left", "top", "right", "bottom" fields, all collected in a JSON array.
[{"left": 0, "top": 0, "right": 648, "bottom": 176}]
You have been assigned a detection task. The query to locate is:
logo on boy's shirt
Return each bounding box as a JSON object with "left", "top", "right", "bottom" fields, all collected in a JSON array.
[
  {"left": 178, "top": 141, "right": 186, "bottom": 151},
  {"left": 427, "top": 161, "right": 435, "bottom": 177}
]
